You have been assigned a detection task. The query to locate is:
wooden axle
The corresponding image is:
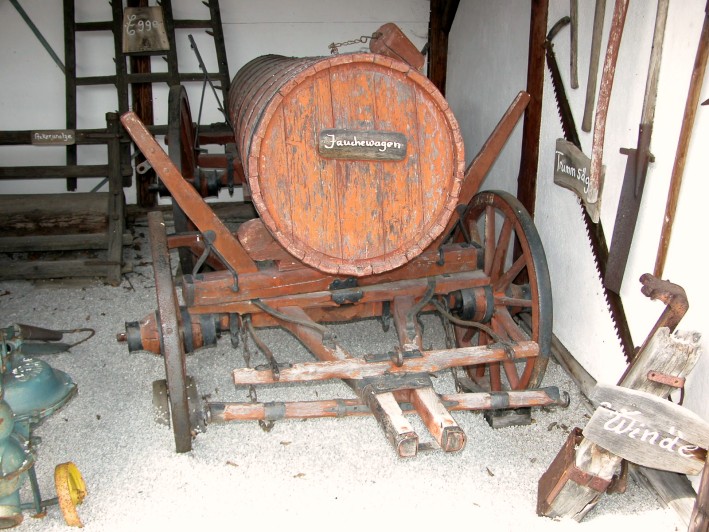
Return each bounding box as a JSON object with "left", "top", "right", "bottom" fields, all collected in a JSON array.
[
  {"left": 208, "top": 387, "right": 567, "bottom": 422},
  {"left": 208, "top": 386, "right": 565, "bottom": 456}
]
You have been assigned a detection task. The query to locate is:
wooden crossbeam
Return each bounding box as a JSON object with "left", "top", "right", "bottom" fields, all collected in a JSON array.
[{"left": 232, "top": 341, "right": 538, "bottom": 385}]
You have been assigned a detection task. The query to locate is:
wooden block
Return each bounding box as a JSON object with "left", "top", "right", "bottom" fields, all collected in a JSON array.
[
  {"left": 484, "top": 407, "right": 532, "bottom": 429},
  {"left": 409, "top": 387, "right": 466, "bottom": 452},
  {"left": 363, "top": 391, "right": 418, "bottom": 458}
]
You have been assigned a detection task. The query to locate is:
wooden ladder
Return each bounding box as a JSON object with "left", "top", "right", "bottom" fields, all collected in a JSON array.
[{"left": 63, "top": 0, "right": 231, "bottom": 202}]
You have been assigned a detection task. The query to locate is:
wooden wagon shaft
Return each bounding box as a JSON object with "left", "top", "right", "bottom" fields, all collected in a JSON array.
[
  {"left": 120, "top": 111, "right": 259, "bottom": 274},
  {"left": 273, "top": 305, "right": 466, "bottom": 455},
  {"left": 188, "top": 270, "right": 487, "bottom": 316},
  {"left": 232, "top": 341, "right": 538, "bottom": 385},
  {"left": 388, "top": 296, "right": 465, "bottom": 451},
  {"left": 207, "top": 387, "right": 567, "bottom": 423}
]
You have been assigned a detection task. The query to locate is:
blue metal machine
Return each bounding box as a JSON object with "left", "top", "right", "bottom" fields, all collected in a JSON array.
[{"left": 0, "top": 324, "right": 87, "bottom": 528}]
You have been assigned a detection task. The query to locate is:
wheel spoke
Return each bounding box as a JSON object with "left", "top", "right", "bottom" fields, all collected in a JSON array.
[
  {"left": 484, "top": 205, "right": 496, "bottom": 275},
  {"left": 490, "top": 218, "right": 513, "bottom": 281},
  {"left": 495, "top": 254, "right": 526, "bottom": 293}
]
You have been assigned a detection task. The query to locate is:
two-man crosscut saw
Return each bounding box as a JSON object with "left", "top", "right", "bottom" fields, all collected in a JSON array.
[{"left": 545, "top": 2, "right": 635, "bottom": 361}]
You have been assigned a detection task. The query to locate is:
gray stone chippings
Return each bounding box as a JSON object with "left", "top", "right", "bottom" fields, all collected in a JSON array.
[{"left": 0, "top": 235, "right": 682, "bottom": 531}]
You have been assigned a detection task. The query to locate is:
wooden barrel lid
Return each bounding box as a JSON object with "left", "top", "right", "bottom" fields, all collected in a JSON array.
[{"left": 229, "top": 53, "right": 465, "bottom": 276}]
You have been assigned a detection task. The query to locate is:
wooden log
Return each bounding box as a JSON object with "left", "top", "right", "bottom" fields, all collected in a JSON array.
[
  {"left": 0, "top": 259, "right": 123, "bottom": 281},
  {"left": 0, "top": 232, "right": 131, "bottom": 252},
  {"left": 538, "top": 328, "right": 702, "bottom": 521},
  {"left": 232, "top": 341, "right": 538, "bottom": 385},
  {"left": 0, "top": 193, "right": 109, "bottom": 237}
]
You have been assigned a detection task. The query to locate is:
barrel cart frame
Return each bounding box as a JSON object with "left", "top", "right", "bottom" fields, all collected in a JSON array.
[{"left": 119, "top": 52, "right": 565, "bottom": 456}]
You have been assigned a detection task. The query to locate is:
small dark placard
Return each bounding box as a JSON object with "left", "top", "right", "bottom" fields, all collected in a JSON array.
[
  {"left": 554, "top": 138, "right": 601, "bottom": 223},
  {"left": 318, "top": 129, "right": 407, "bottom": 161},
  {"left": 31, "top": 130, "right": 75, "bottom": 145},
  {"left": 122, "top": 7, "right": 170, "bottom": 55}
]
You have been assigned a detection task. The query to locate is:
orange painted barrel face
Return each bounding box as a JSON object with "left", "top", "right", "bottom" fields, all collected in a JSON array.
[{"left": 229, "top": 53, "right": 465, "bottom": 277}]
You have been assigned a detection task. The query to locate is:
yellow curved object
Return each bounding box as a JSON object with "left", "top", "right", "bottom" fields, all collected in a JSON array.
[{"left": 54, "top": 462, "right": 87, "bottom": 528}]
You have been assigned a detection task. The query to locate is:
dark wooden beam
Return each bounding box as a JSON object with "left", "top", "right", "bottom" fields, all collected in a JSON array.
[
  {"left": 128, "top": 0, "right": 157, "bottom": 208},
  {"left": 516, "top": 0, "right": 549, "bottom": 218},
  {"left": 427, "top": 0, "right": 460, "bottom": 95}
]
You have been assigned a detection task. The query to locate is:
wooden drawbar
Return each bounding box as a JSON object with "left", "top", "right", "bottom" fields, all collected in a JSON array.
[{"left": 228, "top": 53, "right": 465, "bottom": 276}]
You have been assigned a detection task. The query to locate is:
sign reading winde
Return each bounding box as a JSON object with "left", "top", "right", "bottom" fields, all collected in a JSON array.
[
  {"left": 584, "top": 384, "right": 709, "bottom": 475},
  {"left": 318, "top": 129, "right": 407, "bottom": 161}
]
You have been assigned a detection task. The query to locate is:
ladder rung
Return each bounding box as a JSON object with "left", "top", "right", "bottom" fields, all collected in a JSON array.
[
  {"left": 75, "top": 21, "right": 113, "bottom": 32},
  {"left": 76, "top": 75, "right": 117, "bottom": 86},
  {"left": 174, "top": 20, "right": 213, "bottom": 29}
]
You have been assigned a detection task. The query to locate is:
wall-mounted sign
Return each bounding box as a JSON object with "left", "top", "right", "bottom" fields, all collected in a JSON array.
[
  {"left": 554, "top": 138, "right": 602, "bottom": 223},
  {"left": 122, "top": 7, "right": 169, "bottom": 55},
  {"left": 584, "top": 384, "right": 709, "bottom": 475},
  {"left": 318, "top": 129, "right": 407, "bottom": 161},
  {"left": 31, "top": 130, "right": 75, "bottom": 145}
]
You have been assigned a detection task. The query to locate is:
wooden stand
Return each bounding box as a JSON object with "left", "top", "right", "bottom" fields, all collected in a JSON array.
[{"left": 0, "top": 113, "right": 130, "bottom": 285}]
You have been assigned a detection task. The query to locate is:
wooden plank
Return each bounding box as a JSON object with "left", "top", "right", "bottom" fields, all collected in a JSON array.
[
  {"left": 633, "top": 467, "right": 696, "bottom": 529},
  {"left": 0, "top": 193, "right": 109, "bottom": 236},
  {"left": 105, "top": 112, "right": 125, "bottom": 286},
  {"left": 0, "top": 233, "right": 131, "bottom": 252},
  {"left": 583, "top": 385, "right": 709, "bottom": 475},
  {"left": 0, "top": 165, "right": 109, "bottom": 180},
  {"left": 0, "top": 259, "right": 121, "bottom": 280}
]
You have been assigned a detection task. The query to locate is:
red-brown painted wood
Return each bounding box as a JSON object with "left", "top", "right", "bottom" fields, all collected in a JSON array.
[{"left": 228, "top": 53, "right": 465, "bottom": 277}]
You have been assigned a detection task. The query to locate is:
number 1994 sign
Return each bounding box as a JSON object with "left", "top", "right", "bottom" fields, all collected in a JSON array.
[{"left": 122, "top": 7, "right": 170, "bottom": 55}]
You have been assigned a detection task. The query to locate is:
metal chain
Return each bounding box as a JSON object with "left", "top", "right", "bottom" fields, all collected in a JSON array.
[{"left": 328, "top": 32, "right": 381, "bottom": 55}]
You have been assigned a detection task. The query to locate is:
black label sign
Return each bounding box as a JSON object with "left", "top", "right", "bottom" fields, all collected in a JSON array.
[
  {"left": 318, "top": 129, "right": 407, "bottom": 161},
  {"left": 31, "top": 130, "right": 75, "bottom": 145},
  {"left": 553, "top": 138, "right": 601, "bottom": 223}
]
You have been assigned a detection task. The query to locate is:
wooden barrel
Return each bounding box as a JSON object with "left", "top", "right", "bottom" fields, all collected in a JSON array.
[{"left": 228, "top": 53, "right": 465, "bottom": 276}]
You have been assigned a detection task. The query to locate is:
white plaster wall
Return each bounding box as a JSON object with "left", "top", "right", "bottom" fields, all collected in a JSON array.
[
  {"left": 446, "top": 0, "right": 530, "bottom": 189},
  {"left": 0, "top": 0, "right": 429, "bottom": 202},
  {"left": 447, "top": 0, "right": 709, "bottom": 490}
]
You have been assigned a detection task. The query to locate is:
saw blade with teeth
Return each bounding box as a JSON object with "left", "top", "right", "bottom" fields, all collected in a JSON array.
[{"left": 545, "top": 17, "right": 634, "bottom": 361}]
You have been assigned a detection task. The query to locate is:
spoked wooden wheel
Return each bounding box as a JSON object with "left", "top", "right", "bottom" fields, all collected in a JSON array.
[
  {"left": 452, "top": 190, "right": 552, "bottom": 391},
  {"left": 167, "top": 85, "right": 199, "bottom": 276},
  {"left": 148, "top": 210, "right": 193, "bottom": 453}
]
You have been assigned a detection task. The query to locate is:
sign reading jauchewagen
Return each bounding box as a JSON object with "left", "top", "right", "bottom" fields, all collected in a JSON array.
[{"left": 318, "top": 129, "right": 407, "bottom": 161}]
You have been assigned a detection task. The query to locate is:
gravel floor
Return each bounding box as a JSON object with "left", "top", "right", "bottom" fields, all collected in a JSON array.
[{"left": 0, "top": 229, "right": 683, "bottom": 531}]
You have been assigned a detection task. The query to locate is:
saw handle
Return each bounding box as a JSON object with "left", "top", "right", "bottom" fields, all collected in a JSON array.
[{"left": 15, "top": 323, "right": 65, "bottom": 341}]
